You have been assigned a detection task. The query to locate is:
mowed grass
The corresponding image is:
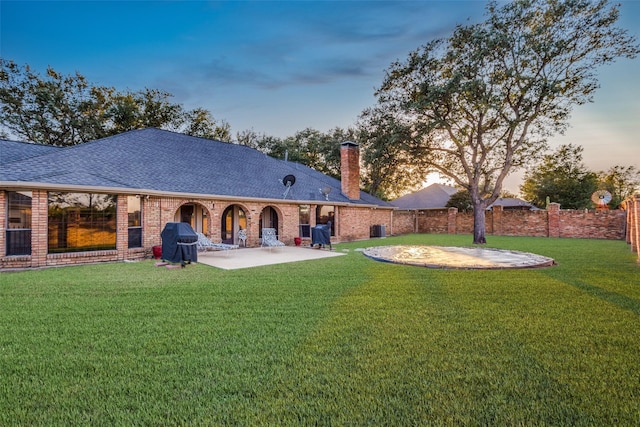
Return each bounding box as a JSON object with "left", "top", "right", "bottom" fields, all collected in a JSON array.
[{"left": 1, "top": 234, "right": 639, "bottom": 426}]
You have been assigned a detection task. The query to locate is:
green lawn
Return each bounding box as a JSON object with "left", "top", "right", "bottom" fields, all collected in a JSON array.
[{"left": 1, "top": 234, "right": 638, "bottom": 426}]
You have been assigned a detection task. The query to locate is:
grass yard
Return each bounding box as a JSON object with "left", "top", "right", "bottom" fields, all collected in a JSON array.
[{"left": 1, "top": 234, "right": 639, "bottom": 426}]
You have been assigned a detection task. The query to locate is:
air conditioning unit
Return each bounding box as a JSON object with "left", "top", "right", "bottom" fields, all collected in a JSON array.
[{"left": 370, "top": 224, "right": 386, "bottom": 238}]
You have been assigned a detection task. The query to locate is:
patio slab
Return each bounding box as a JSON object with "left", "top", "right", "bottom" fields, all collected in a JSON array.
[
  {"left": 197, "top": 246, "right": 344, "bottom": 270},
  {"left": 363, "top": 245, "right": 555, "bottom": 269}
]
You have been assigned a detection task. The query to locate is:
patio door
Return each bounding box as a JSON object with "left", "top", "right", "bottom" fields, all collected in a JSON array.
[
  {"left": 176, "top": 204, "right": 208, "bottom": 233},
  {"left": 221, "top": 205, "right": 246, "bottom": 244},
  {"left": 259, "top": 206, "right": 279, "bottom": 238}
]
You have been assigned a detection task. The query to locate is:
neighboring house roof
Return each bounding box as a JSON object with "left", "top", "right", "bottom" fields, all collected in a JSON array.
[
  {"left": 0, "top": 128, "right": 391, "bottom": 207},
  {"left": 0, "top": 139, "right": 62, "bottom": 163},
  {"left": 390, "top": 184, "right": 537, "bottom": 211},
  {"left": 489, "top": 197, "right": 538, "bottom": 210},
  {"left": 390, "top": 183, "right": 459, "bottom": 209}
]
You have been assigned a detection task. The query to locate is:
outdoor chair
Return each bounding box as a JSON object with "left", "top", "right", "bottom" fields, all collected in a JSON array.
[
  {"left": 261, "top": 228, "right": 285, "bottom": 249},
  {"left": 196, "top": 232, "right": 239, "bottom": 256},
  {"left": 237, "top": 229, "right": 247, "bottom": 247}
]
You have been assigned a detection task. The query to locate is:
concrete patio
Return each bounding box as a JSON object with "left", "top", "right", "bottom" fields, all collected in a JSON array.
[{"left": 197, "top": 246, "right": 345, "bottom": 270}]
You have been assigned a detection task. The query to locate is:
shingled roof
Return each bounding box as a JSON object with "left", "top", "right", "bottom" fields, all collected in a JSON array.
[
  {"left": 0, "top": 139, "right": 62, "bottom": 163},
  {"left": 1, "top": 128, "right": 390, "bottom": 207},
  {"left": 390, "top": 183, "right": 459, "bottom": 209}
]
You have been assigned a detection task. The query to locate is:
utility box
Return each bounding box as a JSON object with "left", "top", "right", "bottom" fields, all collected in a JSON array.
[{"left": 370, "top": 224, "right": 386, "bottom": 238}]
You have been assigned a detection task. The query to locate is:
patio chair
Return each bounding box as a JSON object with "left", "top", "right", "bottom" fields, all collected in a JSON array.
[
  {"left": 261, "top": 228, "right": 285, "bottom": 249},
  {"left": 237, "top": 229, "right": 247, "bottom": 247},
  {"left": 196, "top": 232, "right": 239, "bottom": 256}
]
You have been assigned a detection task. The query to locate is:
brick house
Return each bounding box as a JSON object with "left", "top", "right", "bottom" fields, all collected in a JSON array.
[{"left": 1, "top": 128, "right": 393, "bottom": 269}]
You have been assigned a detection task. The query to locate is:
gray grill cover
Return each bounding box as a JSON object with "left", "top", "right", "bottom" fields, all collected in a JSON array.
[{"left": 161, "top": 222, "right": 198, "bottom": 264}]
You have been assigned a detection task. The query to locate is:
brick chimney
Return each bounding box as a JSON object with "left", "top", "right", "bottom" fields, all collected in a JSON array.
[{"left": 340, "top": 141, "right": 360, "bottom": 200}]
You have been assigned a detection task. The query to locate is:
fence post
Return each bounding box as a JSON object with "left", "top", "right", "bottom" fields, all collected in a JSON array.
[
  {"left": 448, "top": 207, "right": 457, "bottom": 234},
  {"left": 493, "top": 204, "right": 503, "bottom": 236},
  {"left": 548, "top": 203, "right": 560, "bottom": 238},
  {"left": 630, "top": 195, "right": 640, "bottom": 263}
]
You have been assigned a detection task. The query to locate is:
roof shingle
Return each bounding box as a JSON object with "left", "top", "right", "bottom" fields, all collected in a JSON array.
[{"left": 1, "top": 128, "right": 390, "bottom": 207}]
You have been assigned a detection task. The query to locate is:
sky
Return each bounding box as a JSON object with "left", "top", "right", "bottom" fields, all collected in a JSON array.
[{"left": 1, "top": 0, "right": 638, "bottom": 193}]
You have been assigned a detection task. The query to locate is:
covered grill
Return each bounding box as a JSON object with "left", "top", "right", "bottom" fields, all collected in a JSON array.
[
  {"left": 311, "top": 221, "right": 332, "bottom": 249},
  {"left": 161, "top": 222, "right": 198, "bottom": 265}
]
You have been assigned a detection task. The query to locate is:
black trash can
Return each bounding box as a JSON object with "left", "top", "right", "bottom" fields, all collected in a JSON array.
[{"left": 161, "top": 222, "right": 198, "bottom": 266}]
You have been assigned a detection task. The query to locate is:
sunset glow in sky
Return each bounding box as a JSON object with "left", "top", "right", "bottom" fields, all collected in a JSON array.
[{"left": 2, "top": 0, "right": 638, "bottom": 192}]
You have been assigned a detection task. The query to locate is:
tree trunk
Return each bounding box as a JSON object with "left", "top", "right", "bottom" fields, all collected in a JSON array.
[{"left": 473, "top": 205, "right": 487, "bottom": 244}]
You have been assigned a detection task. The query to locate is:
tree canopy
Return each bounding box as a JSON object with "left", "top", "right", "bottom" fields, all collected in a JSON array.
[
  {"left": 520, "top": 144, "right": 599, "bottom": 209},
  {"left": 373, "top": 0, "right": 638, "bottom": 243},
  {"left": 597, "top": 165, "right": 640, "bottom": 209},
  {"left": 0, "top": 59, "right": 231, "bottom": 145}
]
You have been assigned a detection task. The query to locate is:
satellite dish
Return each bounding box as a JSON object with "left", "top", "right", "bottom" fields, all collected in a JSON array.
[
  {"left": 591, "top": 190, "right": 612, "bottom": 208},
  {"left": 281, "top": 174, "right": 296, "bottom": 199},
  {"left": 319, "top": 186, "right": 332, "bottom": 201}
]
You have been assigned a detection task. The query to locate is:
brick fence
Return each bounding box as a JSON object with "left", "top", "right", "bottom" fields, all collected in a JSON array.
[
  {"left": 393, "top": 202, "right": 627, "bottom": 241},
  {"left": 625, "top": 195, "right": 640, "bottom": 264}
]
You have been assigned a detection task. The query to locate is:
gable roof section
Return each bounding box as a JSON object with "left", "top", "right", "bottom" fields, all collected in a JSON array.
[
  {"left": 390, "top": 183, "right": 458, "bottom": 209},
  {"left": 1, "top": 128, "right": 390, "bottom": 207},
  {"left": 0, "top": 139, "right": 62, "bottom": 164}
]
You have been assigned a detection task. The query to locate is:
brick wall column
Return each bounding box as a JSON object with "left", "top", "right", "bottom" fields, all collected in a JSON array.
[
  {"left": 627, "top": 197, "right": 634, "bottom": 246},
  {"left": 0, "top": 191, "right": 5, "bottom": 258},
  {"left": 630, "top": 196, "right": 640, "bottom": 262},
  {"left": 548, "top": 203, "right": 560, "bottom": 238},
  {"left": 117, "top": 195, "right": 128, "bottom": 260},
  {"left": 32, "top": 190, "right": 48, "bottom": 268},
  {"left": 448, "top": 207, "right": 458, "bottom": 234},
  {"left": 493, "top": 204, "right": 503, "bottom": 236}
]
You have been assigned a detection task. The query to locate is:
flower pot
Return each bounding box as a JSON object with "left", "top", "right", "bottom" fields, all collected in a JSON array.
[{"left": 152, "top": 245, "right": 162, "bottom": 259}]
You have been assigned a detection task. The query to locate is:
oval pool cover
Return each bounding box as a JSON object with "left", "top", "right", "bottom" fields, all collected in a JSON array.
[{"left": 363, "top": 245, "right": 555, "bottom": 270}]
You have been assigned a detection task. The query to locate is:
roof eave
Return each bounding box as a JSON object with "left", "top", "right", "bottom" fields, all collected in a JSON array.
[{"left": 0, "top": 181, "right": 393, "bottom": 209}]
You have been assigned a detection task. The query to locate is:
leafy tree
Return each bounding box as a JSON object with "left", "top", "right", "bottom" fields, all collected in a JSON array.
[
  {"left": 182, "top": 107, "right": 231, "bottom": 142},
  {"left": 357, "top": 105, "right": 430, "bottom": 200},
  {"left": 0, "top": 59, "right": 108, "bottom": 146},
  {"left": 242, "top": 127, "right": 355, "bottom": 180},
  {"left": 520, "top": 144, "right": 599, "bottom": 209},
  {"left": 0, "top": 60, "right": 231, "bottom": 145},
  {"left": 446, "top": 190, "right": 473, "bottom": 213},
  {"left": 597, "top": 165, "right": 640, "bottom": 208},
  {"left": 374, "top": 0, "right": 638, "bottom": 243}
]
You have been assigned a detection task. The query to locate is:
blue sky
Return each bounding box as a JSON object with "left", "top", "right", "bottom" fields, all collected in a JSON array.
[{"left": 1, "top": 0, "right": 638, "bottom": 191}]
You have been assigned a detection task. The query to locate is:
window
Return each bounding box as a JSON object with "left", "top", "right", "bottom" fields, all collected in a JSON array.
[
  {"left": 316, "top": 205, "right": 335, "bottom": 236},
  {"left": 299, "top": 205, "right": 311, "bottom": 238},
  {"left": 127, "top": 196, "right": 142, "bottom": 248},
  {"left": 48, "top": 192, "right": 117, "bottom": 253},
  {"left": 6, "top": 191, "right": 32, "bottom": 256}
]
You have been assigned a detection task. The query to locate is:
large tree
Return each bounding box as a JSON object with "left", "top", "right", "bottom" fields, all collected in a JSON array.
[
  {"left": 240, "top": 127, "right": 355, "bottom": 180},
  {"left": 520, "top": 144, "right": 599, "bottom": 209},
  {"left": 375, "top": 0, "right": 638, "bottom": 243},
  {"left": 357, "top": 105, "right": 430, "bottom": 200},
  {"left": 0, "top": 60, "right": 230, "bottom": 145}
]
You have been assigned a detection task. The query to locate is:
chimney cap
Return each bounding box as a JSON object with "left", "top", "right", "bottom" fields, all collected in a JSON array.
[{"left": 341, "top": 141, "right": 359, "bottom": 148}]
